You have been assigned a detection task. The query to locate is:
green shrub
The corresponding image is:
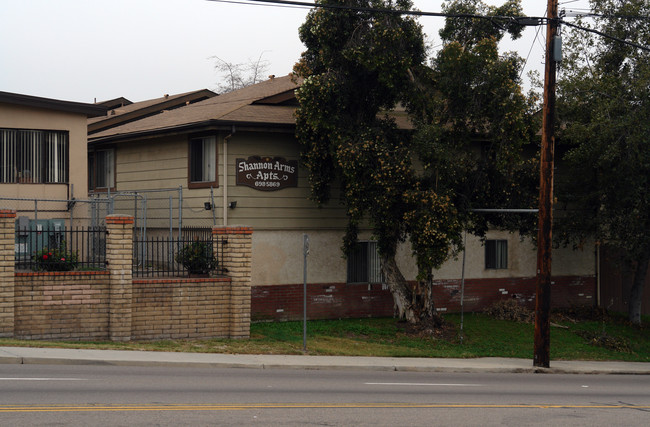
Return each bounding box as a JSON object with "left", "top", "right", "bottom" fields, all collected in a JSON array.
[
  {"left": 175, "top": 240, "right": 217, "bottom": 275},
  {"left": 32, "top": 244, "right": 79, "bottom": 272}
]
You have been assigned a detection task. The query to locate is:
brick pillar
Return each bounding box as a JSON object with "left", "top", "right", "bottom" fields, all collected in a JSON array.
[
  {"left": 0, "top": 210, "right": 16, "bottom": 337},
  {"left": 106, "top": 215, "right": 133, "bottom": 341},
  {"left": 213, "top": 226, "right": 252, "bottom": 339}
]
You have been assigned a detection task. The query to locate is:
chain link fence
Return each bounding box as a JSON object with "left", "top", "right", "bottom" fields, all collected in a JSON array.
[
  {"left": 2, "top": 185, "right": 217, "bottom": 238},
  {"left": 0, "top": 196, "right": 110, "bottom": 228},
  {"left": 3, "top": 188, "right": 219, "bottom": 276},
  {"left": 97, "top": 186, "right": 217, "bottom": 239}
]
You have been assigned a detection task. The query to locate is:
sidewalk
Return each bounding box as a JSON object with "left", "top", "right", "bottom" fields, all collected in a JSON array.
[{"left": 1, "top": 346, "right": 649, "bottom": 374}]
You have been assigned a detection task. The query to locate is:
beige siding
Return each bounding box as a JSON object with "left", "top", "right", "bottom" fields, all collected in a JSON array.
[
  {"left": 112, "top": 130, "right": 347, "bottom": 230},
  {"left": 117, "top": 136, "right": 188, "bottom": 189},
  {"left": 226, "top": 131, "right": 347, "bottom": 230}
]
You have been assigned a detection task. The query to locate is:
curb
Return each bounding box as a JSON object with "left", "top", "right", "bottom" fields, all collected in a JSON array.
[
  {"left": 1, "top": 348, "right": 649, "bottom": 375},
  {"left": 1, "top": 357, "right": 649, "bottom": 375}
]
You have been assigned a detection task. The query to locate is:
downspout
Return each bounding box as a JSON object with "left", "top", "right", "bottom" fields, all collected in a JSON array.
[{"left": 223, "top": 126, "right": 235, "bottom": 226}]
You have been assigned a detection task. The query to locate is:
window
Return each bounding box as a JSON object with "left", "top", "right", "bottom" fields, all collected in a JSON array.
[
  {"left": 485, "top": 239, "right": 508, "bottom": 269},
  {"left": 88, "top": 149, "right": 115, "bottom": 191},
  {"left": 189, "top": 135, "right": 217, "bottom": 188},
  {"left": 347, "top": 241, "right": 382, "bottom": 284},
  {"left": 0, "top": 128, "right": 68, "bottom": 183}
]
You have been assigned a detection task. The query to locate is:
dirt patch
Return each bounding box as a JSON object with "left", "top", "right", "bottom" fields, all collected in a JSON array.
[
  {"left": 551, "top": 306, "right": 611, "bottom": 323},
  {"left": 395, "top": 316, "right": 457, "bottom": 341},
  {"left": 576, "top": 330, "right": 631, "bottom": 353},
  {"left": 483, "top": 300, "right": 612, "bottom": 325},
  {"left": 484, "top": 299, "right": 534, "bottom": 323}
]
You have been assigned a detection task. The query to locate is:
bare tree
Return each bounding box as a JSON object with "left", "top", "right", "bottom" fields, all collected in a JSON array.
[{"left": 211, "top": 52, "right": 270, "bottom": 93}]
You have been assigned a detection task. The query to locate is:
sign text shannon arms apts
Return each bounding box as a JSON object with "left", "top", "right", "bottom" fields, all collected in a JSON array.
[{"left": 236, "top": 156, "right": 298, "bottom": 191}]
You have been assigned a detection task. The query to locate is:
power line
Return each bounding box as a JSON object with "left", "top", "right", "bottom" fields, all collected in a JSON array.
[
  {"left": 519, "top": 5, "right": 548, "bottom": 81},
  {"left": 561, "top": 19, "right": 650, "bottom": 52},
  {"left": 207, "top": 0, "right": 548, "bottom": 26},
  {"left": 207, "top": 0, "right": 311, "bottom": 10},
  {"left": 563, "top": 10, "right": 650, "bottom": 20},
  {"left": 205, "top": 1, "right": 650, "bottom": 54},
  {"left": 519, "top": 24, "right": 544, "bottom": 81},
  {"left": 211, "top": 0, "right": 650, "bottom": 23}
]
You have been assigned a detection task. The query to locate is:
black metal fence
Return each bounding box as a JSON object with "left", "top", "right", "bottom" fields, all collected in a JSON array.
[
  {"left": 15, "top": 226, "right": 107, "bottom": 271},
  {"left": 13, "top": 225, "right": 224, "bottom": 277},
  {"left": 133, "top": 234, "right": 225, "bottom": 278}
]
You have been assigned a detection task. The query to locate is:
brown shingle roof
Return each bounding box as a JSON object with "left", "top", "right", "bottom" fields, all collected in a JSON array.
[
  {"left": 89, "top": 75, "right": 299, "bottom": 142},
  {"left": 88, "top": 89, "right": 217, "bottom": 134}
]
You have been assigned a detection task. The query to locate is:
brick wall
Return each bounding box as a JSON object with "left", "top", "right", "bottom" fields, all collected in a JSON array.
[
  {"left": 251, "top": 275, "right": 596, "bottom": 321},
  {"left": 132, "top": 277, "right": 233, "bottom": 340},
  {"left": 14, "top": 272, "right": 110, "bottom": 340},
  {"left": 213, "top": 226, "right": 252, "bottom": 339},
  {"left": 0, "top": 210, "right": 16, "bottom": 337},
  {"left": 431, "top": 275, "right": 596, "bottom": 313},
  {"left": 252, "top": 283, "right": 394, "bottom": 321},
  {"left": 106, "top": 215, "right": 134, "bottom": 341},
  {"left": 0, "top": 210, "right": 253, "bottom": 341}
]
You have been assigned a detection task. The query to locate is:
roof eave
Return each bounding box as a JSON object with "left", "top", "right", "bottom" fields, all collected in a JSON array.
[
  {"left": 88, "top": 89, "right": 217, "bottom": 134},
  {"left": 88, "top": 119, "right": 296, "bottom": 145},
  {"left": 0, "top": 91, "right": 107, "bottom": 118}
]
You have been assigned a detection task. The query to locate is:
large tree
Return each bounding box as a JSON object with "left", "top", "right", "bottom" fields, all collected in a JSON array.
[
  {"left": 555, "top": 0, "right": 650, "bottom": 324},
  {"left": 294, "top": 0, "right": 536, "bottom": 324},
  {"left": 410, "top": 0, "right": 538, "bottom": 239}
]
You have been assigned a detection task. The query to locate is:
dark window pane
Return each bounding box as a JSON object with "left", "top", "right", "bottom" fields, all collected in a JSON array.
[
  {"left": 347, "top": 241, "right": 381, "bottom": 284},
  {"left": 486, "top": 239, "right": 507, "bottom": 269}
]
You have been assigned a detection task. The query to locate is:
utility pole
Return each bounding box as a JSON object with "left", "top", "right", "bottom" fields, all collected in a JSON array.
[{"left": 534, "top": 0, "right": 559, "bottom": 368}]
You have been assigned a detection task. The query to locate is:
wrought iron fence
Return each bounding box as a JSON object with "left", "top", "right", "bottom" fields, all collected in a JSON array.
[
  {"left": 15, "top": 225, "right": 107, "bottom": 271},
  {"left": 133, "top": 234, "right": 225, "bottom": 278}
]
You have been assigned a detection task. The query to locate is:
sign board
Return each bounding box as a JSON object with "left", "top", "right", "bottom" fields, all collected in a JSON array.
[{"left": 236, "top": 156, "right": 298, "bottom": 191}]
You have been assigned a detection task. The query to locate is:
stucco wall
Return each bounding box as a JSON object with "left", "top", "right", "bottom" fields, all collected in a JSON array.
[
  {"left": 0, "top": 102, "right": 88, "bottom": 199},
  {"left": 252, "top": 229, "right": 595, "bottom": 287}
]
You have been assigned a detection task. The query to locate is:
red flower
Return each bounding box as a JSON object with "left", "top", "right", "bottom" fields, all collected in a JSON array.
[{"left": 42, "top": 255, "right": 48, "bottom": 260}]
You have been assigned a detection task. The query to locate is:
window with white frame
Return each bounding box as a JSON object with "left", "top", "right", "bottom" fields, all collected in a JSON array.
[
  {"left": 88, "top": 148, "right": 115, "bottom": 191},
  {"left": 0, "top": 128, "right": 68, "bottom": 184},
  {"left": 485, "top": 239, "right": 508, "bottom": 269},
  {"left": 189, "top": 135, "right": 217, "bottom": 188},
  {"left": 347, "top": 241, "right": 382, "bottom": 284}
]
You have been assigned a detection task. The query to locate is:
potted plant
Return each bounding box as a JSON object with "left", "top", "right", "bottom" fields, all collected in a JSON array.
[{"left": 175, "top": 240, "right": 217, "bottom": 277}]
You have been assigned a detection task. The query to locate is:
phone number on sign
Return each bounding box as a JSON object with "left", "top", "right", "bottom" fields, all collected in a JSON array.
[{"left": 255, "top": 181, "right": 281, "bottom": 188}]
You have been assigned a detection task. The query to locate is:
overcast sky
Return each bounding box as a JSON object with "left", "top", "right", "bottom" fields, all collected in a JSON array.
[{"left": 1, "top": 0, "right": 591, "bottom": 104}]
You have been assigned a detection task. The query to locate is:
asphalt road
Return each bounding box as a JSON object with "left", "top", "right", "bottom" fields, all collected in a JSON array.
[{"left": 0, "top": 364, "right": 648, "bottom": 426}]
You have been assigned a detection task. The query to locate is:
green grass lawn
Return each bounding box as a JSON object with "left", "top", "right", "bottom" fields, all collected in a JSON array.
[{"left": 1, "top": 312, "right": 648, "bottom": 361}]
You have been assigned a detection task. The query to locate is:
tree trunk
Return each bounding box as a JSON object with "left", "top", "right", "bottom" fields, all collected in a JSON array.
[
  {"left": 628, "top": 251, "right": 649, "bottom": 325},
  {"left": 380, "top": 253, "right": 437, "bottom": 324}
]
